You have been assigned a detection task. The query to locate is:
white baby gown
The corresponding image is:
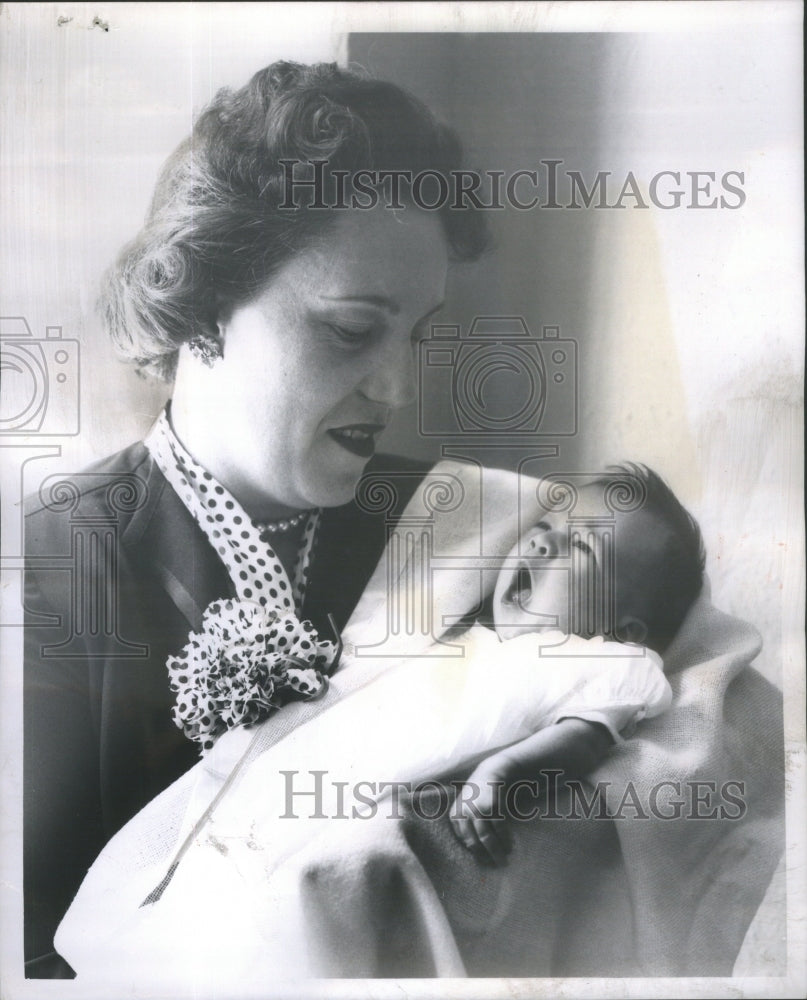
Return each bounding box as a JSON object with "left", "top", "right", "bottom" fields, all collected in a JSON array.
[{"left": 55, "top": 626, "right": 671, "bottom": 987}]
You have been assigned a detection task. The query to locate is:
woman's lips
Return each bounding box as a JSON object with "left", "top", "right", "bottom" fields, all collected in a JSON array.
[{"left": 327, "top": 424, "right": 385, "bottom": 459}]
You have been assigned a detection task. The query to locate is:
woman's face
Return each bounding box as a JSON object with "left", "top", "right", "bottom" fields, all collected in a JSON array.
[{"left": 174, "top": 205, "right": 449, "bottom": 518}]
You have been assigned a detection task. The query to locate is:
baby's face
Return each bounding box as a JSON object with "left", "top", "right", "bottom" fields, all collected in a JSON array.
[{"left": 492, "top": 485, "right": 667, "bottom": 641}]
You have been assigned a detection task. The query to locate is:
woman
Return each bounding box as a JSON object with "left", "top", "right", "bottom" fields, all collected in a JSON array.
[
  {"left": 22, "top": 60, "right": 491, "bottom": 975},
  {"left": 23, "top": 60, "right": 783, "bottom": 982}
]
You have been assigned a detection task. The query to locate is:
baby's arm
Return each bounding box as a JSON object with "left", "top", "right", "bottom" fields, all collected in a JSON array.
[{"left": 451, "top": 718, "right": 613, "bottom": 866}]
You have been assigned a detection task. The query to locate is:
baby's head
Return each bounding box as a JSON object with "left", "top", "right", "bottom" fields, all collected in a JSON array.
[{"left": 493, "top": 464, "right": 705, "bottom": 653}]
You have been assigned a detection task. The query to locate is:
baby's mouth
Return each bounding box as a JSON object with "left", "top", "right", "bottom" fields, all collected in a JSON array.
[{"left": 504, "top": 562, "right": 533, "bottom": 608}]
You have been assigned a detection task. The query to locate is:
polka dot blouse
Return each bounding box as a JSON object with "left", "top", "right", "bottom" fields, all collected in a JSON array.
[{"left": 144, "top": 409, "right": 320, "bottom": 616}]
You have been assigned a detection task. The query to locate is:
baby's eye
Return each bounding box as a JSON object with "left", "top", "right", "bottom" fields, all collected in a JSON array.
[{"left": 572, "top": 538, "right": 594, "bottom": 557}]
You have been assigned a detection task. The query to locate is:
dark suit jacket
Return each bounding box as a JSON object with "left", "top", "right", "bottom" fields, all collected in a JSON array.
[
  {"left": 23, "top": 441, "right": 428, "bottom": 975},
  {"left": 23, "top": 445, "right": 784, "bottom": 981}
]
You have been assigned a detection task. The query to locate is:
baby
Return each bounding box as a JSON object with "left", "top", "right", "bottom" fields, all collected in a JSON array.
[
  {"left": 451, "top": 463, "right": 705, "bottom": 864},
  {"left": 54, "top": 464, "right": 706, "bottom": 978}
]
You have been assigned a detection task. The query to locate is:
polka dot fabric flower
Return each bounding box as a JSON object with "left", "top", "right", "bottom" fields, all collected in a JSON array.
[
  {"left": 167, "top": 599, "right": 339, "bottom": 753},
  {"left": 144, "top": 408, "right": 341, "bottom": 752}
]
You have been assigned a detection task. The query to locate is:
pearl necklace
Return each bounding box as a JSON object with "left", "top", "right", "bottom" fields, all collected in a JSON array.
[{"left": 254, "top": 509, "right": 317, "bottom": 535}]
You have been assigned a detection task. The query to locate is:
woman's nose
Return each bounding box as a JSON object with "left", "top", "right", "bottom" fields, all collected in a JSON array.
[{"left": 358, "top": 337, "right": 418, "bottom": 410}]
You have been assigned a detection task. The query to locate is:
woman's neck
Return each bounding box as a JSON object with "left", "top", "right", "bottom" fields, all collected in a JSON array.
[
  {"left": 167, "top": 400, "right": 301, "bottom": 524},
  {"left": 168, "top": 365, "right": 305, "bottom": 523}
]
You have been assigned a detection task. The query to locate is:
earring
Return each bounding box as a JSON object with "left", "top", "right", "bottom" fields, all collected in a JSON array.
[{"left": 188, "top": 333, "right": 223, "bottom": 368}]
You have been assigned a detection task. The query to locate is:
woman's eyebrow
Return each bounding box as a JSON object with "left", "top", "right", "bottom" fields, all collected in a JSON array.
[
  {"left": 318, "top": 296, "right": 446, "bottom": 321},
  {"left": 319, "top": 294, "right": 400, "bottom": 314}
]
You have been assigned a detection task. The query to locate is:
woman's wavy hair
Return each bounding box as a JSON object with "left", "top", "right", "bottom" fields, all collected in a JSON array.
[{"left": 102, "top": 61, "right": 491, "bottom": 380}]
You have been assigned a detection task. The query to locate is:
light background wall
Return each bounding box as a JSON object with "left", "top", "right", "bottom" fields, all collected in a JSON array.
[
  {"left": 0, "top": 2, "right": 347, "bottom": 464},
  {"left": 1, "top": 4, "right": 803, "bottom": 689},
  {"left": 348, "top": 26, "right": 803, "bottom": 689}
]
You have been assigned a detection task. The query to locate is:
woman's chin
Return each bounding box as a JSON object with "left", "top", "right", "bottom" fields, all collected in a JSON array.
[
  {"left": 303, "top": 468, "right": 368, "bottom": 510},
  {"left": 308, "top": 441, "right": 378, "bottom": 507}
]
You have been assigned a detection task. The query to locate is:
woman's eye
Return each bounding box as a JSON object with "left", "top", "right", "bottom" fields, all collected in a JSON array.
[
  {"left": 572, "top": 538, "right": 594, "bottom": 557},
  {"left": 327, "top": 323, "right": 374, "bottom": 346}
]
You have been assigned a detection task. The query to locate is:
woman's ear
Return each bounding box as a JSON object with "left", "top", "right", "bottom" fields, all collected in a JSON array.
[
  {"left": 616, "top": 615, "right": 648, "bottom": 645},
  {"left": 213, "top": 293, "right": 234, "bottom": 338}
]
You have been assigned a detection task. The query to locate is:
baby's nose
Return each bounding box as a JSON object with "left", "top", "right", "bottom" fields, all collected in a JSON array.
[{"left": 529, "top": 531, "right": 562, "bottom": 558}]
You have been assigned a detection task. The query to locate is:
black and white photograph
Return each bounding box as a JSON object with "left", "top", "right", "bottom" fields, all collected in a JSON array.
[{"left": 1, "top": 3, "right": 804, "bottom": 997}]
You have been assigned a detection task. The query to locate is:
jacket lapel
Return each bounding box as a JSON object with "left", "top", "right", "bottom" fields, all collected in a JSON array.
[
  {"left": 304, "top": 454, "right": 431, "bottom": 636},
  {"left": 117, "top": 447, "right": 429, "bottom": 637},
  {"left": 304, "top": 501, "right": 386, "bottom": 636},
  {"left": 121, "top": 452, "right": 233, "bottom": 632}
]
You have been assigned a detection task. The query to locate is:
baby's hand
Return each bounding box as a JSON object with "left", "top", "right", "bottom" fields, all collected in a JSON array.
[
  {"left": 450, "top": 761, "right": 514, "bottom": 867},
  {"left": 449, "top": 718, "right": 613, "bottom": 866}
]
